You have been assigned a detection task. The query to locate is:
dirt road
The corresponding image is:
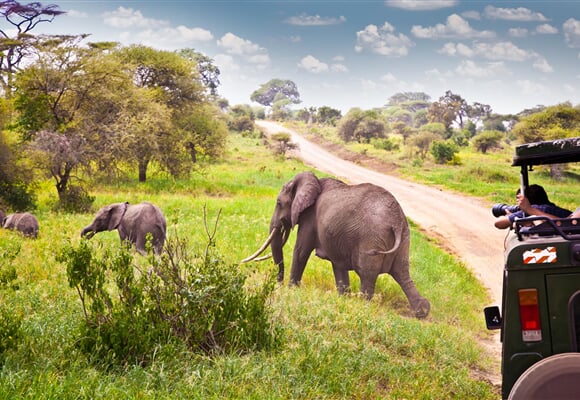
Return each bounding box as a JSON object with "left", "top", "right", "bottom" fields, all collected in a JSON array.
[{"left": 257, "top": 120, "right": 508, "bottom": 306}]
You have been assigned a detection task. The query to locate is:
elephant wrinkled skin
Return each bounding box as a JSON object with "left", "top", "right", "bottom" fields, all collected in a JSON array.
[
  {"left": 81, "top": 201, "right": 166, "bottom": 255},
  {"left": 244, "top": 171, "right": 430, "bottom": 319},
  {"left": 2, "top": 212, "right": 40, "bottom": 238}
]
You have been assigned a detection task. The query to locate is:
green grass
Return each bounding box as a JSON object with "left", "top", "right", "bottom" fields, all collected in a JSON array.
[{"left": 0, "top": 133, "right": 499, "bottom": 399}]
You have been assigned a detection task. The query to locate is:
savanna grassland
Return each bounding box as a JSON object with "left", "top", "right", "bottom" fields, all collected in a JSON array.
[{"left": 0, "top": 131, "right": 502, "bottom": 399}]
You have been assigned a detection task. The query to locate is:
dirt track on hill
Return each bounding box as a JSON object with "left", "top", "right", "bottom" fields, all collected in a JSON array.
[{"left": 257, "top": 120, "right": 504, "bottom": 385}]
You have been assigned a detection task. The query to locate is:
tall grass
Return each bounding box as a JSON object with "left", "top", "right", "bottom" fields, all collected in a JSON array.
[{"left": 0, "top": 133, "right": 499, "bottom": 398}]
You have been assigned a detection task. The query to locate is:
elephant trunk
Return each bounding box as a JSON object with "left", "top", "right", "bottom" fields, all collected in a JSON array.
[
  {"left": 80, "top": 226, "right": 96, "bottom": 239},
  {"left": 270, "top": 220, "right": 291, "bottom": 282}
]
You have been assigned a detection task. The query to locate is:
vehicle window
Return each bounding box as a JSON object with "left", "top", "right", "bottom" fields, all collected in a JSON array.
[{"left": 570, "top": 292, "right": 580, "bottom": 351}]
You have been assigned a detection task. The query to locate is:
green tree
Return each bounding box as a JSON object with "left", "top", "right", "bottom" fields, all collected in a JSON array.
[
  {"left": 14, "top": 36, "right": 132, "bottom": 202},
  {"left": 337, "top": 108, "right": 386, "bottom": 143},
  {"left": 317, "top": 106, "right": 342, "bottom": 126},
  {"left": 512, "top": 103, "right": 580, "bottom": 143},
  {"left": 250, "top": 79, "right": 301, "bottom": 107},
  {"left": 472, "top": 130, "right": 504, "bottom": 154},
  {"left": 177, "top": 48, "right": 221, "bottom": 96}
]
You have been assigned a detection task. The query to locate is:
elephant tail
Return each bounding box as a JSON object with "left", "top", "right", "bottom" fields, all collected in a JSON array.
[{"left": 366, "top": 226, "right": 402, "bottom": 256}]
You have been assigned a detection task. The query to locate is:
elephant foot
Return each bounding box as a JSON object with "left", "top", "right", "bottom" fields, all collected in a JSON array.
[{"left": 413, "top": 298, "right": 431, "bottom": 319}]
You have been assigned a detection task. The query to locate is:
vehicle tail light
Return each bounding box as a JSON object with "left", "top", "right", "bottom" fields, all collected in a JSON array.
[{"left": 518, "top": 288, "right": 542, "bottom": 342}]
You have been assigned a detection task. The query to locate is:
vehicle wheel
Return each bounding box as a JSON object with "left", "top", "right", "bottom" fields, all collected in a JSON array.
[{"left": 508, "top": 353, "right": 580, "bottom": 399}]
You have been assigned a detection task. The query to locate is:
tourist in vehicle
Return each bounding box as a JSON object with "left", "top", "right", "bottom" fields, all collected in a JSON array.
[
  {"left": 494, "top": 184, "right": 572, "bottom": 229},
  {"left": 516, "top": 195, "right": 579, "bottom": 220}
]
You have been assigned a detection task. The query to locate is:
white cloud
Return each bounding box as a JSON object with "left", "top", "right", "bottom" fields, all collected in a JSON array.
[
  {"left": 411, "top": 14, "right": 495, "bottom": 39},
  {"left": 298, "top": 55, "right": 329, "bottom": 73},
  {"left": 472, "top": 42, "right": 533, "bottom": 61},
  {"left": 66, "top": 9, "right": 88, "bottom": 18},
  {"left": 103, "top": 7, "right": 168, "bottom": 29},
  {"left": 355, "top": 22, "right": 414, "bottom": 56},
  {"left": 563, "top": 18, "right": 580, "bottom": 48},
  {"left": 290, "top": 35, "right": 301, "bottom": 43},
  {"left": 484, "top": 5, "right": 547, "bottom": 22},
  {"left": 217, "top": 33, "right": 270, "bottom": 67},
  {"left": 133, "top": 26, "right": 213, "bottom": 48},
  {"left": 380, "top": 72, "right": 397, "bottom": 82},
  {"left": 509, "top": 28, "right": 528, "bottom": 38},
  {"left": 438, "top": 42, "right": 474, "bottom": 57},
  {"left": 454, "top": 60, "right": 507, "bottom": 78},
  {"left": 536, "top": 24, "right": 558, "bottom": 34},
  {"left": 533, "top": 57, "right": 553, "bottom": 73},
  {"left": 285, "top": 14, "right": 346, "bottom": 26},
  {"left": 461, "top": 11, "right": 481, "bottom": 20},
  {"left": 516, "top": 80, "right": 546, "bottom": 95},
  {"left": 331, "top": 63, "right": 348, "bottom": 72},
  {"left": 385, "top": 0, "right": 457, "bottom": 11},
  {"left": 214, "top": 54, "right": 239, "bottom": 72}
]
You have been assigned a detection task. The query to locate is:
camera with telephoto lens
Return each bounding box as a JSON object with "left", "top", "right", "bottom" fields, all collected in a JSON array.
[{"left": 492, "top": 203, "right": 520, "bottom": 217}]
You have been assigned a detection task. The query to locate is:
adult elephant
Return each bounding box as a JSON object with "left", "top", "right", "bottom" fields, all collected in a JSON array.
[
  {"left": 2, "top": 212, "right": 40, "bottom": 238},
  {"left": 81, "top": 201, "right": 166, "bottom": 255},
  {"left": 243, "top": 171, "right": 430, "bottom": 319}
]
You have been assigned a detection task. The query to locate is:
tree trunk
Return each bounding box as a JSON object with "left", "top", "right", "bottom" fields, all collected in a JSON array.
[{"left": 138, "top": 158, "right": 149, "bottom": 182}]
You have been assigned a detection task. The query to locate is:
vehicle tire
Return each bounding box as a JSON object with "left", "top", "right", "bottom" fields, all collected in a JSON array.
[{"left": 508, "top": 353, "right": 580, "bottom": 399}]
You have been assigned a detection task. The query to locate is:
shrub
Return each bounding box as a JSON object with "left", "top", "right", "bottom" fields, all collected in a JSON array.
[
  {"left": 431, "top": 140, "right": 458, "bottom": 164},
  {"left": 54, "top": 185, "right": 95, "bottom": 213},
  {"left": 371, "top": 137, "right": 400, "bottom": 151},
  {"left": 59, "top": 227, "right": 281, "bottom": 367}
]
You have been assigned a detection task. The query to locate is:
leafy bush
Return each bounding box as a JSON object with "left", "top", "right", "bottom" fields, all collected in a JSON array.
[
  {"left": 371, "top": 137, "right": 400, "bottom": 151},
  {"left": 54, "top": 185, "right": 95, "bottom": 213},
  {"left": 59, "top": 230, "right": 281, "bottom": 367},
  {"left": 431, "top": 140, "right": 458, "bottom": 164}
]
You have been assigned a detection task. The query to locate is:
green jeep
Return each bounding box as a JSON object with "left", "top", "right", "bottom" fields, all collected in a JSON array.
[{"left": 484, "top": 136, "right": 580, "bottom": 399}]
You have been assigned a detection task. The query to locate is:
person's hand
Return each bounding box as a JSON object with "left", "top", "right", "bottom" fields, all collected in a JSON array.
[{"left": 516, "top": 193, "right": 532, "bottom": 213}]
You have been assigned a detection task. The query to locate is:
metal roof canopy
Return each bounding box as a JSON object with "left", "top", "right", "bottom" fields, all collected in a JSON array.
[{"left": 512, "top": 136, "right": 580, "bottom": 167}]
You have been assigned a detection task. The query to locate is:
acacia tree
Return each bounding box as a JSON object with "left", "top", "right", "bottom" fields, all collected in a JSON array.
[
  {"left": 178, "top": 48, "right": 221, "bottom": 96},
  {"left": 0, "top": 0, "right": 65, "bottom": 96},
  {"left": 14, "top": 37, "right": 133, "bottom": 203},
  {"left": 250, "top": 79, "right": 301, "bottom": 108}
]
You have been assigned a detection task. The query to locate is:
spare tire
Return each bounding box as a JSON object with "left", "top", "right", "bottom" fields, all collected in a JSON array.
[{"left": 508, "top": 353, "right": 580, "bottom": 399}]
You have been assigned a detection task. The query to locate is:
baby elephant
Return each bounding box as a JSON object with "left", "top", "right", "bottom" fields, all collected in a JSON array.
[
  {"left": 81, "top": 201, "right": 166, "bottom": 255},
  {"left": 2, "top": 212, "right": 40, "bottom": 238}
]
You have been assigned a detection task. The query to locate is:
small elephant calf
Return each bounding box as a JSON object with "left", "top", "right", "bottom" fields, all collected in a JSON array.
[{"left": 2, "top": 212, "right": 40, "bottom": 238}]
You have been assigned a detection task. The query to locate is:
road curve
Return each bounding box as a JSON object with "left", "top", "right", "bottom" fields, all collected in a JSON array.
[{"left": 257, "top": 120, "right": 507, "bottom": 305}]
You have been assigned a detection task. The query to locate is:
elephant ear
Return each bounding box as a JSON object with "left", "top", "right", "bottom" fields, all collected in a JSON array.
[
  {"left": 107, "top": 202, "right": 129, "bottom": 231},
  {"left": 291, "top": 172, "right": 321, "bottom": 227}
]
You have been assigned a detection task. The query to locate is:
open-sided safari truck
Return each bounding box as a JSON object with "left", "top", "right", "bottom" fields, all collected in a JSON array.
[{"left": 484, "top": 136, "right": 580, "bottom": 399}]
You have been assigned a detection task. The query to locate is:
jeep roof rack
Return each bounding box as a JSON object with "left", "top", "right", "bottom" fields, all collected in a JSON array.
[
  {"left": 511, "top": 136, "right": 580, "bottom": 190},
  {"left": 513, "top": 136, "right": 580, "bottom": 167}
]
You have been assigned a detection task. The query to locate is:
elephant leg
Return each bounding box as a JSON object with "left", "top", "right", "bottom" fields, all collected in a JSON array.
[
  {"left": 390, "top": 267, "right": 430, "bottom": 319},
  {"left": 289, "top": 225, "right": 316, "bottom": 286},
  {"left": 359, "top": 273, "right": 378, "bottom": 300},
  {"left": 331, "top": 262, "right": 350, "bottom": 295}
]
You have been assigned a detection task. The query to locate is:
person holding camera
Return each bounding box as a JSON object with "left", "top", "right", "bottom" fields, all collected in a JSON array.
[{"left": 493, "top": 184, "right": 572, "bottom": 229}]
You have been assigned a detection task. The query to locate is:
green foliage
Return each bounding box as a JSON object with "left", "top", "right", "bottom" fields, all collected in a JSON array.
[
  {"left": 337, "top": 108, "right": 386, "bottom": 143},
  {"left": 430, "top": 140, "right": 458, "bottom": 164},
  {"left": 53, "top": 184, "right": 95, "bottom": 213},
  {"left": 371, "top": 137, "right": 399, "bottom": 151},
  {"left": 0, "top": 241, "right": 19, "bottom": 290},
  {"left": 472, "top": 130, "right": 504, "bottom": 154},
  {"left": 250, "top": 79, "right": 301, "bottom": 107},
  {"left": 59, "top": 231, "right": 281, "bottom": 367},
  {"left": 512, "top": 103, "right": 580, "bottom": 143}
]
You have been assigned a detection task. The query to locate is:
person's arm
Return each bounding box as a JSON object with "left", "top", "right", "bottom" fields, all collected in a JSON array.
[
  {"left": 516, "top": 194, "right": 561, "bottom": 219},
  {"left": 494, "top": 215, "right": 513, "bottom": 229}
]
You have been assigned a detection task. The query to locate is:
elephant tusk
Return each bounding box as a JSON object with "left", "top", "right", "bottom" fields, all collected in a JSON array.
[{"left": 240, "top": 229, "right": 276, "bottom": 263}]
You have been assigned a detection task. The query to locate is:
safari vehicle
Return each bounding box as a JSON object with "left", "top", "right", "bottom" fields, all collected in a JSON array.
[{"left": 484, "top": 136, "right": 580, "bottom": 399}]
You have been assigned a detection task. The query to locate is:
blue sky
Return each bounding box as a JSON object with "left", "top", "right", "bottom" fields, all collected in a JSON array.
[{"left": 32, "top": 0, "right": 580, "bottom": 115}]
